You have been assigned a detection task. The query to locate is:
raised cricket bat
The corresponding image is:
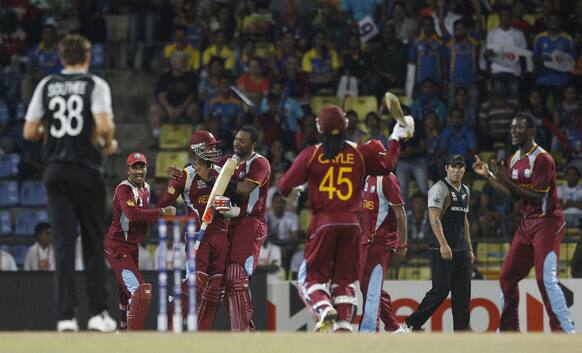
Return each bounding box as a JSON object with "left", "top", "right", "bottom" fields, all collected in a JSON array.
[
  {"left": 383, "top": 92, "right": 406, "bottom": 125},
  {"left": 194, "top": 155, "right": 239, "bottom": 250},
  {"left": 229, "top": 85, "right": 255, "bottom": 109}
]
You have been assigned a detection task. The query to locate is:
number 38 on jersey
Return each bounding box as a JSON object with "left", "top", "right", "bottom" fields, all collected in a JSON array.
[{"left": 49, "top": 94, "right": 84, "bottom": 138}]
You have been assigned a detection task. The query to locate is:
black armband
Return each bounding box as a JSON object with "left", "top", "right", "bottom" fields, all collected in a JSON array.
[{"left": 225, "top": 180, "right": 238, "bottom": 198}]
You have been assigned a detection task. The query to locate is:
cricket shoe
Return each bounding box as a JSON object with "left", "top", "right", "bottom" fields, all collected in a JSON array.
[
  {"left": 87, "top": 310, "right": 117, "bottom": 332},
  {"left": 314, "top": 306, "right": 337, "bottom": 333},
  {"left": 57, "top": 318, "right": 79, "bottom": 332},
  {"left": 392, "top": 323, "right": 412, "bottom": 334},
  {"left": 333, "top": 321, "right": 353, "bottom": 332}
]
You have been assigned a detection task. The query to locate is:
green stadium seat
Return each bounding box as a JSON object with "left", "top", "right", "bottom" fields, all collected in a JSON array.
[
  {"left": 309, "top": 96, "right": 341, "bottom": 116},
  {"left": 155, "top": 151, "right": 189, "bottom": 178},
  {"left": 343, "top": 96, "right": 378, "bottom": 122},
  {"left": 159, "top": 124, "right": 193, "bottom": 150}
]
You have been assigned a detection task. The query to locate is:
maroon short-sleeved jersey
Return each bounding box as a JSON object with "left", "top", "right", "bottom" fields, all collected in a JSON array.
[
  {"left": 362, "top": 174, "right": 404, "bottom": 246},
  {"left": 231, "top": 152, "right": 271, "bottom": 220},
  {"left": 106, "top": 180, "right": 161, "bottom": 244},
  {"left": 278, "top": 140, "right": 401, "bottom": 215},
  {"left": 157, "top": 164, "right": 227, "bottom": 232},
  {"left": 508, "top": 144, "right": 563, "bottom": 219}
]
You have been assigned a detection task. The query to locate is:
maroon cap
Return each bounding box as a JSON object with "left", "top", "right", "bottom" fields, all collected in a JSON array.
[
  {"left": 365, "top": 139, "right": 386, "bottom": 153},
  {"left": 189, "top": 130, "right": 220, "bottom": 147},
  {"left": 317, "top": 105, "right": 347, "bottom": 135},
  {"left": 127, "top": 152, "right": 148, "bottom": 166}
]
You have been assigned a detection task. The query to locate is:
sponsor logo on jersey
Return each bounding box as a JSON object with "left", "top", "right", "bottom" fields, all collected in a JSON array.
[
  {"left": 451, "top": 193, "right": 458, "bottom": 201},
  {"left": 524, "top": 168, "right": 532, "bottom": 178},
  {"left": 198, "top": 195, "right": 210, "bottom": 204},
  {"left": 362, "top": 199, "right": 375, "bottom": 210},
  {"left": 512, "top": 168, "right": 518, "bottom": 180},
  {"left": 167, "top": 186, "right": 175, "bottom": 195},
  {"left": 126, "top": 199, "right": 135, "bottom": 206},
  {"left": 450, "top": 206, "right": 468, "bottom": 212},
  {"left": 197, "top": 180, "right": 207, "bottom": 189}
]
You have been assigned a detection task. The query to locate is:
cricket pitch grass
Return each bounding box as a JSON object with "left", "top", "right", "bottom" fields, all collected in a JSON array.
[{"left": 0, "top": 332, "right": 580, "bottom": 353}]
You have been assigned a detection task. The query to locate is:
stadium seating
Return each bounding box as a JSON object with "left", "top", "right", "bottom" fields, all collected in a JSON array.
[
  {"left": 472, "top": 179, "right": 487, "bottom": 192},
  {"left": 400, "top": 265, "right": 431, "bottom": 280},
  {"left": 0, "top": 211, "right": 11, "bottom": 235},
  {"left": 343, "top": 96, "right": 378, "bottom": 122},
  {"left": 155, "top": 151, "right": 189, "bottom": 178},
  {"left": 159, "top": 124, "right": 193, "bottom": 149},
  {"left": 9, "top": 245, "right": 28, "bottom": 266},
  {"left": 309, "top": 96, "right": 341, "bottom": 116},
  {"left": 565, "top": 227, "right": 578, "bottom": 237},
  {"left": 478, "top": 151, "right": 496, "bottom": 163},
  {"left": 560, "top": 242, "right": 577, "bottom": 263},
  {"left": 0, "top": 181, "right": 19, "bottom": 207},
  {"left": 0, "top": 153, "right": 20, "bottom": 178},
  {"left": 19, "top": 180, "right": 48, "bottom": 207},
  {"left": 14, "top": 210, "right": 49, "bottom": 236},
  {"left": 476, "top": 241, "right": 510, "bottom": 266}
]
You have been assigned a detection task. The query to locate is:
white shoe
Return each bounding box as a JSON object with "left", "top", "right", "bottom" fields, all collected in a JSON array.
[
  {"left": 314, "top": 306, "right": 337, "bottom": 332},
  {"left": 87, "top": 310, "right": 117, "bottom": 333},
  {"left": 392, "top": 323, "right": 412, "bottom": 334},
  {"left": 57, "top": 318, "right": 79, "bottom": 332}
]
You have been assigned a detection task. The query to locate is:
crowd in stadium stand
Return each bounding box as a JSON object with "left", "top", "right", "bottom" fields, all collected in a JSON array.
[{"left": 1, "top": 0, "right": 582, "bottom": 279}]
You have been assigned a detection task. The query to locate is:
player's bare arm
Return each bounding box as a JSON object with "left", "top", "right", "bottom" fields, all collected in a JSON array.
[
  {"left": 464, "top": 214, "right": 475, "bottom": 264},
  {"left": 391, "top": 203, "right": 408, "bottom": 260},
  {"left": 429, "top": 206, "right": 452, "bottom": 261},
  {"left": 93, "top": 112, "right": 117, "bottom": 155},
  {"left": 472, "top": 155, "right": 512, "bottom": 198},
  {"left": 23, "top": 120, "right": 45, "bottom": 141}
]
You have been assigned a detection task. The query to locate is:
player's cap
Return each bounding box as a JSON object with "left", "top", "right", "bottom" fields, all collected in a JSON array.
[
  {"left": 189, "top": 130, "right": 220, "bottom": 148},
  {"left": 127, "top": 152, "right": 148, "bottom": 166},
  {"left": 365, "top": 139, "right": 386, "bottom": 153},
  {"left": 316, "top": 105, "right": 348, "bottom": 136},
  {"left": 445, "top": 154, "right": 465, "bottom": 167}
]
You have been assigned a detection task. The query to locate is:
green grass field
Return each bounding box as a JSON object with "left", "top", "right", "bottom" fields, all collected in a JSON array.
[{"left": 0, "top": 333, "right": 580, "bottom": 353}]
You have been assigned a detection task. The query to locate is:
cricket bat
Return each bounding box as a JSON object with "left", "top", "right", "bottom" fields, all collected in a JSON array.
[
  {"left": 194, "top": 154, "right": 239, "bottom": 250},
  {"left": 229, "top": 85, "right": 255, "bottom": 109},
  {"left": 383, "top": 92, "right": 406, "bottom": 125}
]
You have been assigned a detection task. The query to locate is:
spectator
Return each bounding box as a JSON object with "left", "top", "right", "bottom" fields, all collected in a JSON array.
[
  {"left": 138, "top": 244, "right": 155, "bottom": 271},
  {"left": 149, "top": 51, "right": 199, "bottom": 141},
  {"left": 391, "top": 2, "right": 418, "bottom": 44},
  {"left": 318, "top": 4, "right": 350, "bottom": 53},
  {"left": 258, "top": 238, "right": 284, "bottom": 277},
  {"left": 406, "top": 192, "right": 429, "bottom": 256},
  {"left": 126, "top": 0, "right": 161, "bottom": 71},
  {"left": 395, "top": 117, "right": 428, "bottom": 205},
  {"left": 430, "top": 0, "right": 463, "bottom": 38},
  {"left": 202, "top": 29, "right": 235, "bottom": 72},
  {"left": 345, "top": 110, "right": 366, "bottom": 143},
  {"left": 271, "top": 32, "right": 301, "bottom": 76},
  {"left": 175, "top": 0, "right": 206, "bottom": 51},
  {"left": 267, "top": 193, "right": 300, "bottom": 241},
  {"left": 523, "top": 89, "right": 552, "bottom": 150},
  {"left": 452, "top": 86, "right": 477, "bottom": 128},
  {"left": 257, "top": 93, "right": 284, "bottom": 147},
  {"left": 371, "top": 23, "right": 407, "bottom": 99},
  {"left": 531, "top": 0, "right": 555, "bottom": 34},
  {"left": 478, "top": 79, "right": 519, "bottom": 148},
  {"left": 302, "top": 30, "right": 341, "bottom": 95},
  {"left": 278, "top": 55, "right": 309, "bottom": 103},
  {"left": 77, "top": 0, "right": 107, "bottom": 69},
  {"left": 203, "top": 76, "right": 244, "bottom": 134},
  {"left": 362, "top": 112, "right": 389, "bottom": 147},
  {"left": 0, "top": 246, "right": 17, "bottom": 271},
  {"left": 198, "top": 57, "right": 224, "bottom": 103},
  {"left": 484, "top": 8, "right": 527, "bottom": 99},
  {"left": 424, "top": 111, "right": 441, "bottom": 179},
  {"left": 554, "top": 85, "right": 581, "bottom": 129},
  {"left": 341, "top": 33, "right": 371, "bottom": 95},
  {"left": 554, "top": 108, "right": 582, "bottom": 159},
  {"left": 295, "top": 113, "right": 319, "bottom": 151},
  {"left": 270, "top": 0, "right": 316, "bottom": 23},
  {"left": 558, "top": 166, "right": 582, "bottom": 228},
  {"left": 268, "top": 140, "right": 292, "bottom": 174},
  {"left": 410, "top": 78, "right": 448, "bottom": 125},
  {"left": 340, "top": 0, "right": 383, "bottom": 23},
  {"left": 206, "top": 114, "right": 234, "bottom": 150},
  {"left": 235, "top": 38, "right": 260, "bottom": 76},
  {"left": 259, "top": 82, "right": 304, "bottom": 148},
  {"left": 163, "top": 25, "right": 201, "bottom": 71},
  {"left": 533, "top": 11, "right": 576, "bottom": 103},
  {"left": 571, "top": 227, "right": 582, "bottom": 278},
  {"left": 438, "top": 108, "right": 477, "bottom": 161},
  {"left": 408, "top": 16, "right": 446, "bottom": 96},
  {"left": 148, "top": 178, "right": 169, "bottom": 206},
  {"left": 236, "top": 58, "right": 270, "bottom": 107},
  {"left": 272, "top": 1, "right": 311, "bottom": 47},
  {"left": 444, "top": 19, "right": 479, "bottom": 110},
  {"left": 208, "top": 5, "right": 237, "bottom": 43},
  {"left": 511, "top": 0, "right": 533, "bottom": 44},
  {"left": 24, "top": 222, "right": 55, "bottom": 271},
  {"left": 27, "top": 24, "right": 61, "bottom": 81}
]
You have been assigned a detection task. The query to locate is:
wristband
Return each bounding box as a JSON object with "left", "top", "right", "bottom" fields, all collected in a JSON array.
[{"left": 225, "top": 180, "right": 238, "bottom": 198}]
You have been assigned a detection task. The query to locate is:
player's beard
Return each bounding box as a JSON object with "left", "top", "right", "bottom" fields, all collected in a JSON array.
[{"left": 322, "top": 133, "right": 345, "bottom": 160}]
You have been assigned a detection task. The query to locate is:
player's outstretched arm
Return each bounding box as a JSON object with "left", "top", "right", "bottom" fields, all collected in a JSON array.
[
  {"left": 117, "top": 185, "right": 173, "bottom": 222},
  {"left": 156, "top": 172, "right": 186, "bottom": 208},
  {"left": 472, "top": 155, "right": 512, "bottom": 199},
  {"left": 278, "top": 147, "right": 312, "bottom": 196},
  {"left": 359, "top": 140, "right": 401, "bottom": 176}
]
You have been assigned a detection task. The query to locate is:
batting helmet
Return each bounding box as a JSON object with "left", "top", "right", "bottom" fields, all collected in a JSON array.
[
  {"left": 364, "top": 139, "right": 386, "bottom": 153},
  {"left": 316, "top": 105, "right": 348, "bottom": 136},
  {"left": 189, "top": 130, "right": 222, "bottom": 162}
]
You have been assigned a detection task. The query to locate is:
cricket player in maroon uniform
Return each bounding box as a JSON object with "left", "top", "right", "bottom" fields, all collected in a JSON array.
[
  {"left": 359, "top": 144, "right": 408, "bottom": 332},
  {"left": 157, "top": 130, "right": 230, "bottom": 330},
  {"left": 278, "top": 105, "right": 414, "bottom": 332},
  {"left": 219, "top": 125, "right": 271, "bottom": 331},
  {"left": 104, "top": 152, "right": 176, "bottom": 331},
  {"left": 473, "top": 113, "right": 575, "bottom": 333}
]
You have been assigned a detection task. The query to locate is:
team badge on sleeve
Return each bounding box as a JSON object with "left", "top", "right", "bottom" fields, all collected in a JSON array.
[
  {"left": 127, "top": 199, "right": 135, "bottom": 206},
  {"left": 167, "top": 186, "right": 175, "bottom": 195}
]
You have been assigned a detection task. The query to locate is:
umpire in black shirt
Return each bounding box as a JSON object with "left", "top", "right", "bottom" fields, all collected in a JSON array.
[
  {"left": 395, "top": 154, "right": 475, "bottom": 333},
  {"left": 23, "top": 34, "right": 118, "bottom": 332}
]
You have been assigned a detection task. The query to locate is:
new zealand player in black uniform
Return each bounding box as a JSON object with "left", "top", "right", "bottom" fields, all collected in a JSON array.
[
  {"left": 395, "top": 154, "right": 475, "bottom": 333},
  {"left": 23, "top": 34, "right": 118, "bottom": 332}
]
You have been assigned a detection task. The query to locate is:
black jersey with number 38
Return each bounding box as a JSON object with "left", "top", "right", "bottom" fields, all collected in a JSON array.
[{"left": 26, "top": 72, "right": 113, "bottom": 172}]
